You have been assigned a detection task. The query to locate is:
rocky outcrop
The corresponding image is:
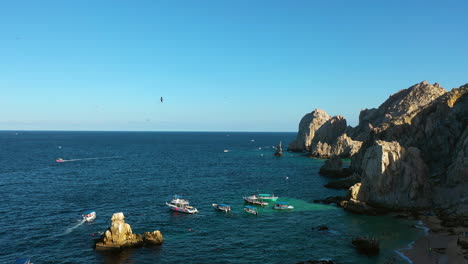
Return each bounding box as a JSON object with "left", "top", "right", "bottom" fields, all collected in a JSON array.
[
  {"left": 352, "top": 237, "right": 380, "bottom": 255},
  {"left": 273, "top": 141, "right": 283, "bottom": 156},
  {"left": 295, "top": 81, "right": 467, "bottom": 214},
  {"left": 143, "top": 231, "right": 164, "bottom": 245},
  {"left": 288, "top": 109, "right": 330, "bottom": 151},
  {"left": 94, "top": 212, "right": 163, "bottom": 250}
]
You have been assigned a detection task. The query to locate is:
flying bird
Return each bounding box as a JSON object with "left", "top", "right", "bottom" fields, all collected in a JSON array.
[{"left": 160, "top": 97, "right": 163, "bottom": 103}]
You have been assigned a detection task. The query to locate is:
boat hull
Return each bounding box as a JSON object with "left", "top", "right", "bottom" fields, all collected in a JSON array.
[
  {"left": 166, "top": 202, "right": 198, "bottom": 214},
  {"left": 212, "top": 203, "right": 231, "bottom": 212},
  {"left": 83, "top": 212, "right": 96, "bottom": 222},
  {"left": 243, "top": 196, "right": 268, "bottom": 206}
]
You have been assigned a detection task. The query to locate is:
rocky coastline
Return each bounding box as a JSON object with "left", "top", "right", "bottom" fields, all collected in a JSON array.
[{"left": 290, "top": 81, "right": 468, "bottom": 262}]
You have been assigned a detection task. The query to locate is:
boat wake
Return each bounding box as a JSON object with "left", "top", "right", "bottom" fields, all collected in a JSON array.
[
  {"left": 64, "top": 219, "right": 86, "bottom": 234},
  {"left": 57, "top": 156, "right": 121, "bottom": 162}
]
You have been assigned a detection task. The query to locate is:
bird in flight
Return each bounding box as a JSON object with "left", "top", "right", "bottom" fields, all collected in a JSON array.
[{"left": 160, "top": 97, "right": 163, "bottom": 103}]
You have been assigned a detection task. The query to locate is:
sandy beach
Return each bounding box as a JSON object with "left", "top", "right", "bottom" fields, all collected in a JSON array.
[{"left": 402, "top": 216, "right": 468, "bottom": 264}]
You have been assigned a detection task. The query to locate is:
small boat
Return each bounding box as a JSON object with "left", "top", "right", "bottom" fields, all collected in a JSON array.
[
  {"left": 244, "top": 205, "right": 258, "bottom": 215},
  {"left": 83, "top": 211, "right": 96, "bottom": 222},
  {"left": 256, "top": 193, "right": 278, "bottom": 201},
  {"left": 223, "top": 150, "right": 229, "bottom": 153},
  {"left": 56, "top": 158, "right": 65, "bottom": 163},
  {"left": 15, "top": 258, "right": 31, "bottom": 264},
  {"left": 243, "top": 195, "right": 269, "bottom": 206},
  {"left": 212, "top": 203, "right": 231, "bottom": 212},
  {"left": 166, "top": 195, "right": 199, "bottom": 214},
  {"left": 273, "top": 202, "right": 294, "bottom": 210}
]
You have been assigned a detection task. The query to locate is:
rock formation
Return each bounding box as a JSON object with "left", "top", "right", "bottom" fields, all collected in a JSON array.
[
  {"left": 288, "top": 109, "right": 330, "bottom": 152},
  {"left": 273, "top": 141, "right": 283, "bottom": 156},
  {"left": 295, "top": 81, "right": 468, "bottom": 217},
  {"left": 143, "top": 231, "right": 164, "bottom": 245},
  {"left": 94, "top": 212, "right": 163, "bottom": 250},
  {"left": 357, "top": 140, "right": 432, "bottom": 209}
]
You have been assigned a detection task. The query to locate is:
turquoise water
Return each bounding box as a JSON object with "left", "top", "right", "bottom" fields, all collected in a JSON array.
[{"left": 0, "top": 132, "right": 422, "bottom": 263}]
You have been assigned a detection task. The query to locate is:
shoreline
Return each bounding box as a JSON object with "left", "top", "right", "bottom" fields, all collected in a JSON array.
[{"left": 400, "top": 215, "right": 468, "bottom": 264}]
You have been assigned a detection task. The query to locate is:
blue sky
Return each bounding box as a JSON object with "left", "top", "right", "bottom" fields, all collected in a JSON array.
[{"left": 1, "top": 0, "right": 467, "bottom": 131}]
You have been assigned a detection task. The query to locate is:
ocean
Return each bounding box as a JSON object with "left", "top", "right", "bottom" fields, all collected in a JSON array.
[{"left": 0, "top": 131, "right": 422, "bottom": 263}]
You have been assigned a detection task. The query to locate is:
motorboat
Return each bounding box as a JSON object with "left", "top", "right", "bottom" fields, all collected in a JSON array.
[
  {"left": 244, "top": 205, "right": 258, "bottom": 215},
  {"left": 212, "top": 203, "right": 231, "bottom": 212},
  {"left": 256, "top": 193, "right": 278, "bottom": 201},
  {"left": 166, "top": 195, "right": 199, "bottom": 214},
  {"left": 273, "top": 202, "right": 294, "bottom": 210},
  {"left": 243, "top": 195, "right": 268, "bottom": 206},
  {"left": 83, "top": 211, "right": 96, "bottom": 222},
  {"left": 56, "top": 158, "right": 65, "bottom": 163}
]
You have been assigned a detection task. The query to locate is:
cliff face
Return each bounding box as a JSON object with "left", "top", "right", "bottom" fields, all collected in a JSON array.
[
  {"left": 353, "top": 83, "right": 467, "bottom": 210},
  {"left": 292, "top": 81, "right": 468, "bottom": 212}
]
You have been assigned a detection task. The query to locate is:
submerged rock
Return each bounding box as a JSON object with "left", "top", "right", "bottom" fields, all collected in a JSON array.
[
  {"left": 352, "top": 237, "right": 380, "bottom": 255},
  {"left": 94, "top": 212, "right": 163, "bottom": 250},
  {"left": 316, "top": 225, "right": 329, "bottom": 231}
]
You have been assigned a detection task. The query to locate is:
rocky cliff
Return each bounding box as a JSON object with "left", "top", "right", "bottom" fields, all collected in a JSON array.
[{"left": 293, "top": 81, "right": 468, "bottom": 213}]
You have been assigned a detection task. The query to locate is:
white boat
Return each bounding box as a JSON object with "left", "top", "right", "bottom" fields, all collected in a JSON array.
[
  {"left": 166, "top": 195, "right": 199, "bottom": 214},
  {"left": 244, "top": 205, "right": 258, "bottom": 215},
  {"left": 212, "top": 203, "right": 231, "bottom": 212},
  {"left": 255, "top": 193, "right": 279, "bottom": 201},
  {"left": 83, "top": 211, "right": 96, "bottom": 222},
  {"left": 243, "top": 195, "right": 269, "bottom": 206}
]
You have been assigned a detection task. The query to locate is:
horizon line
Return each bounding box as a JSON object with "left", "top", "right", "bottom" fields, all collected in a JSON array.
[{"left": 0, "top": 129, "right": 297, "bottom": 133}]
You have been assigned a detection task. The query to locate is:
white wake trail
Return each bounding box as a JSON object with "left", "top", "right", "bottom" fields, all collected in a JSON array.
[{"left": 64, "top": 219, "right": 86, "bottom": 234}]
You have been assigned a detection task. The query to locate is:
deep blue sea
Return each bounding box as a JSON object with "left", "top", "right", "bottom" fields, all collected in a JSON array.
[{"left": 0, "top": 131, "right": 422, "bottom": 264}]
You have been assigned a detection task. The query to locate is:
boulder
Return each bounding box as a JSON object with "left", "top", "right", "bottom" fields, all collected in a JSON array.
[
  {"left": 341, "top": 199, "right": 387, "bottom": 215},
  {"left": 143, "top": 231, "right": 164, "bottom": 246},
  {"left": 94, "top": 212, "right": 163, "bottom": 250},
  {"left": 352, "top": 237, "right": 380, "bottom": 255}
]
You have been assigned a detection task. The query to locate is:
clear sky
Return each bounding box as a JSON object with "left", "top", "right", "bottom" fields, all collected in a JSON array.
[{"left": 1, "top": 0, "right": 467, "bottom": 132}]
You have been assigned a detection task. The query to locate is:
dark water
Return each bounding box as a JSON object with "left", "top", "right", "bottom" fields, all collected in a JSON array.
[{"left": 0, "top": 132, "right": 422, "bottom": 263}]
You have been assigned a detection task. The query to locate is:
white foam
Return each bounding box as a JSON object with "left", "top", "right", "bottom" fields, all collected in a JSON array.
[
  {"left": 415, "top": 220, "right": 430, "bottom": 234},
  {"left": 395, "top": 241, "right": 416, "bottom": 264},
  {"left": 64, "top": 219, "right": 86, "bottom": 234}
]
